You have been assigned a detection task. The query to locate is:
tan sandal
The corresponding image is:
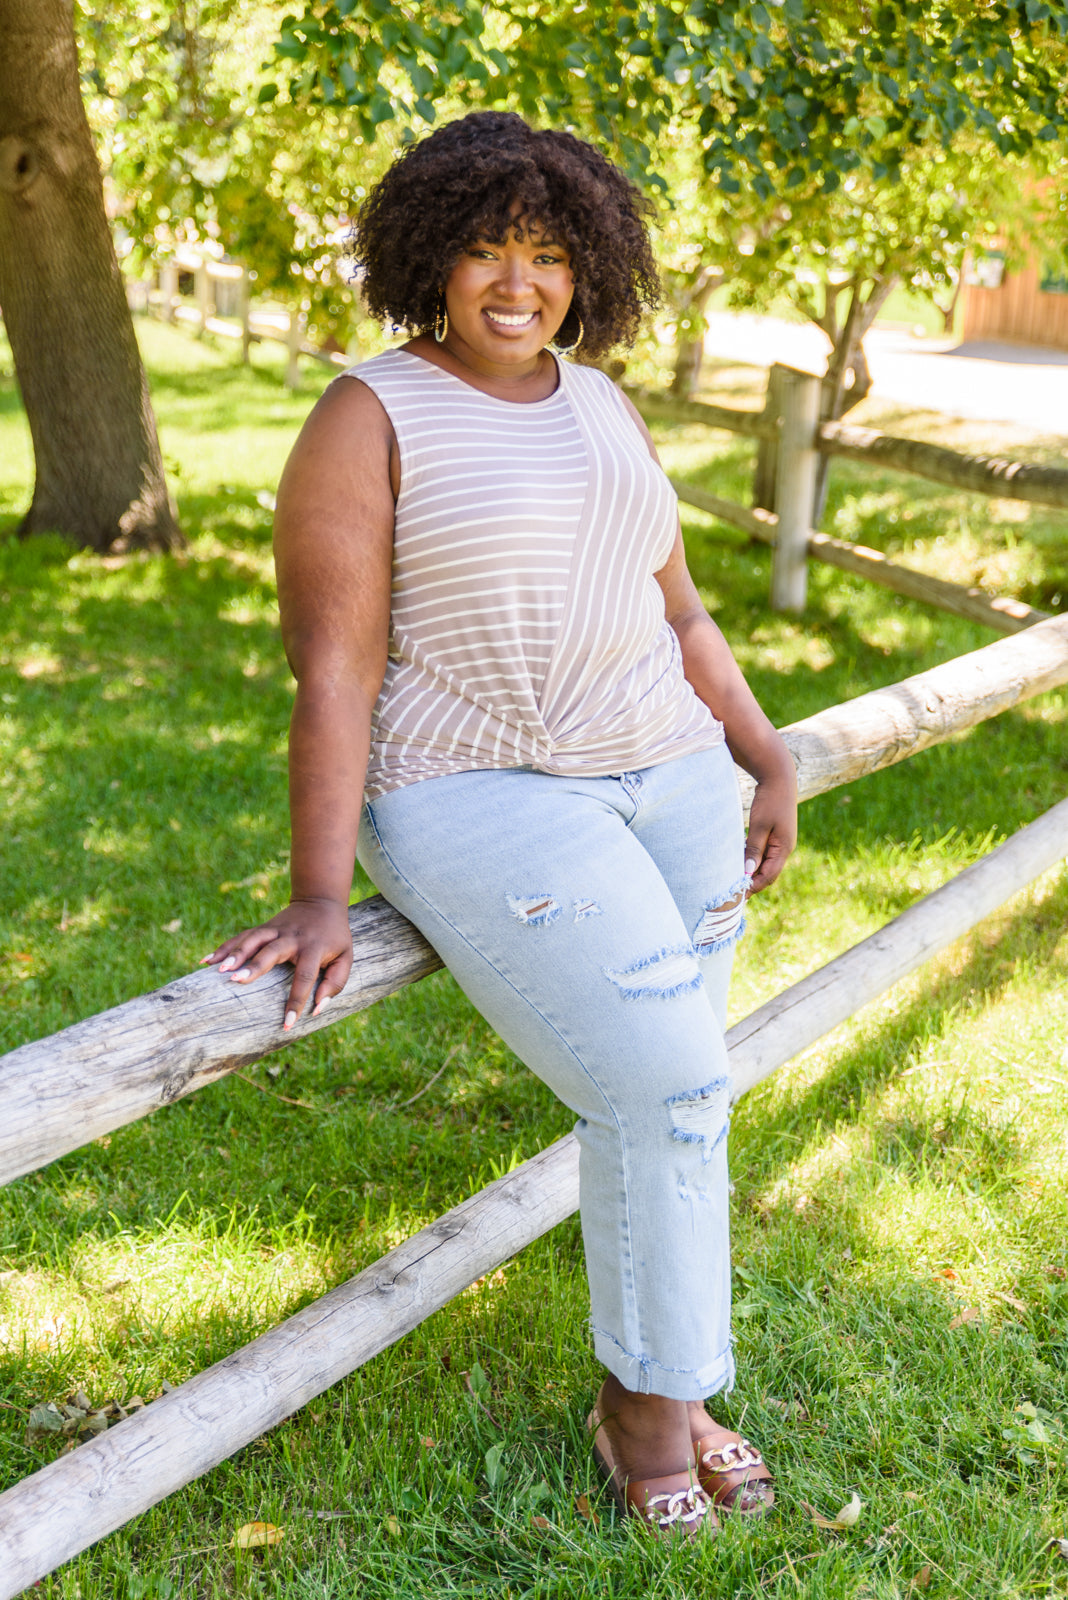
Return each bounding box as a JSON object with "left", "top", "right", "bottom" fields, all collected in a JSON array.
[
  {"left": 588, "top": 1408, "right": 719, "bottom": 1541},
  {"left": 693, "top": 1429, "right": 775, "bottom": 1516}
]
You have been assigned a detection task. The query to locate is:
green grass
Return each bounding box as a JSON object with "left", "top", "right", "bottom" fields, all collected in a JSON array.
[{"left": 0, "top": 318, "right": 1066, "bottom": 1599}]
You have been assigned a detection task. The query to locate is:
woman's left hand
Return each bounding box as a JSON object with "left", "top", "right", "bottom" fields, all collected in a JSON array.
[{"left": 744, "top": 766, "right": 798, "bottom": 894}]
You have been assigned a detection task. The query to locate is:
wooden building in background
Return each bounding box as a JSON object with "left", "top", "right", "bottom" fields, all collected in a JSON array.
[{"left": 961, "top": 250, "right": 1068, "bottom": 351}]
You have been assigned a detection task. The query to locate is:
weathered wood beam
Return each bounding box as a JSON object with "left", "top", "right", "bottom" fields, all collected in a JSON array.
[
  {"left": 2, "top": 796, "right": 1065, "bottom": 1597},
  {"left": 671, "top": 477, "right": 775, "bottom": 539},
  {"left": 2, "top": 615, "right": 1067, "bottom": 1192},
  {"left": 728, "top": 793, "right": 1068, "bottom": 1099},
  {"left": 770, "top": 370, "right": 822, "bottom": 612},
  {"left": 673, "top": 478, "right": 1049, "bottom": 635},
  {"left": 818, "top": 419, "right": 1068, "bottom": 509},
  {"left": 0, "top": 1137, "right": 581, "bottom": 1599},
  {"left": 625, "top": 384, "right": 777, "bottom": 442},
  {"left": 766, "top": 610, "right": 1068, "bottom": 809}
]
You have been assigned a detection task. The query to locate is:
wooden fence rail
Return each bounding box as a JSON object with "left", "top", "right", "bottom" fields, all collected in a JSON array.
[
  {"left": 2, "top": 793, "right": 1066, "bottom": 1597},
  {"left": 819, "top": 418, "right": 1068, "bottom": 509},
  {"left": 3, "top": 612, "right": 1067, "bottom": 1192},
  {"left": 671, "top": 480, "right": 1050, "bottom": 635},
  {"left": 627, "top": 366, "right": 1067, "bottom": 620}
]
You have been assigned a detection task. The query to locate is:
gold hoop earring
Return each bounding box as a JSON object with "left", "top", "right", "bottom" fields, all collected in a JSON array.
[
  {"left": 434, "top": 301, "right": 448, "bottom": 343},
  {"left": 550, "top": 315, "right": 583, "bottom": 357}
]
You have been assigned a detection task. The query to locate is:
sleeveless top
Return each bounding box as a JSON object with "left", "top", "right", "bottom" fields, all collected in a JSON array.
[{"left": 344, "top": 348, "right": 724, "bottom": 799}]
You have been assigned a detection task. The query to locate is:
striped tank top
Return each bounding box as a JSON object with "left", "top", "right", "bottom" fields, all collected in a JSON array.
[{"left": 346, "top": 348, "right": 724, "bottom": 798}]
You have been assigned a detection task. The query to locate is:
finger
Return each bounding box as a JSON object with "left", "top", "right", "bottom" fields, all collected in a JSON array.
[
  {"left": 312, "top": 951, "right": 353, "bottom": 1015},
  {"left": 743, "top": 827, "right": 771, "bottom": 882},
  {"left": 284, "top": 952, "right": 333, "bottom": 1029},
  {"left": 201, "top": 933, "right": 253, "bottom": 966},
  {"left": 231, "top": 932, "right": 300, "bottom": 986},
  {"left": 211, "top": 927, "right": 283, "bottom": 975},
  {"left": 749, "top": 838, "right": 792, "bottom": 893}
]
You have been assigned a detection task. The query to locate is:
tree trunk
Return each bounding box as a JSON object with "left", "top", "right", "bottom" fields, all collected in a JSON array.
[
  {"left": 0, "top": 0, "right": 183, "bottom": 552},
  {"left": 669, "top": 264, "right": 722, "bottom": 400},
  {"left": 810, "top": 273, "right": 898, "bottom": 526}
]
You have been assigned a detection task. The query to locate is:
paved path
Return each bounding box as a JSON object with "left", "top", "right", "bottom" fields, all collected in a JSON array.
[{"left": 702, "top": 310, "right": 1068, "bottom": 435}]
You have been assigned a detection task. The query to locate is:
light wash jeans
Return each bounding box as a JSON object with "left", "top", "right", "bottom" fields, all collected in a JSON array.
[{"left": 357, "top": 742, "right": 748, "bottom": 1401}]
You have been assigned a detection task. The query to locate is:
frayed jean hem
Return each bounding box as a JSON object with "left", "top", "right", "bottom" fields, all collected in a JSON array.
[{"left": 592, "top": 1324, "right": 735, "bottom": 1402}]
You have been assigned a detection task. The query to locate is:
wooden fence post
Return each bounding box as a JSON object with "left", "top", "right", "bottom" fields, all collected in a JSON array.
[
  {"left": 194, "top": 260, "right": 212, "bottom": 336},
  {"left": 159, "top": 261, "right": 179, "bottom": 323},
  {"left": 285, "top": 303, "right": 307, "bottom": 389},
  {"left": 769, "top": 367, "right": 821, "bottom": 612},
  {"left": 239, "top": 266, "right": 252, "bottom": 365},
  {"left": 752, "top": 362, "right": 787, "bottom": 512}
]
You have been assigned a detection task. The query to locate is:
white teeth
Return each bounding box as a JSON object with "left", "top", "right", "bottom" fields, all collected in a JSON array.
[{"left": 485, "top": 311, "right": 536, "bottom": 327}]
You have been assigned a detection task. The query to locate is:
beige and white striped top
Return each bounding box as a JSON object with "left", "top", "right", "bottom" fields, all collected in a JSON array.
[{"left": 346, "top": 349, "right": 724, "bottom": 798}]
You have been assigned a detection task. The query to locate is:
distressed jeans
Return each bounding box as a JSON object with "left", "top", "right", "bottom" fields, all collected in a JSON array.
[{"left": 357, "top": 741, "right": 748, "bottom": 1401}]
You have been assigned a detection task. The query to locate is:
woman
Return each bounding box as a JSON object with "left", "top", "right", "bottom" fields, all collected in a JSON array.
[{"left": 205, "top": 111, "right": 797, "bottom": 1538}]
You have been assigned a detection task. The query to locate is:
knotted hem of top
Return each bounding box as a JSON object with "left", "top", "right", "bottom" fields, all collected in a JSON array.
[{"left": 592, "top": 1324, "right": 735, "bottom": 1402}]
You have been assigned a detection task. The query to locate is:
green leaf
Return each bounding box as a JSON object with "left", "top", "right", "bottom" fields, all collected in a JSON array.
[
  {"left": 484, "top": 1441, "right": 505, "bottom": 1490},
  {"left": 257, "top": 83, "right": 279, "bottom": 103}
]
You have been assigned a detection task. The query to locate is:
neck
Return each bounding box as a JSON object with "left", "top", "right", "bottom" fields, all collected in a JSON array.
[{"left": 426, "top": 331, "right": 550, "bottom": 387}]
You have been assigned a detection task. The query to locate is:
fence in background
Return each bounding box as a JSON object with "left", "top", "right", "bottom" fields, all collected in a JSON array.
[
  {"left": 135, "top": 248, "right": 349, "bottom": 388},
  {"left": 628, "top": 363, "right": 1067, "bottom": 623}
]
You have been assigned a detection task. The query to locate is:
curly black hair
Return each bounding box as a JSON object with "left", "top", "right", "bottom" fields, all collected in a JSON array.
[{"left": 352, "top": 112, "right": 661, "bottom": 359}]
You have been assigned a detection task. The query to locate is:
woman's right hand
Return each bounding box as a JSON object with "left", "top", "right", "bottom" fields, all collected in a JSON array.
[{"left": 202, "top": 897, "right": 354, "bottom": 1030}]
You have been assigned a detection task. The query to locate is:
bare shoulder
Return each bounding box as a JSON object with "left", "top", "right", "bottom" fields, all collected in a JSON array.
[{"left": 285, "top": 372, "right": 396, "bottom": 473}]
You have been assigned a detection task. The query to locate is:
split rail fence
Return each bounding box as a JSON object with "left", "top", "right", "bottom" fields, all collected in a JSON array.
[
  {"left": 140, "top": 249, "right": 349, "bottom": 389},
  {"left": 1, "top": 614, "right": 1068, "bottom": 1595},
  {"left": 627, "top": 364, "right": 1068, "bottom": 625}
]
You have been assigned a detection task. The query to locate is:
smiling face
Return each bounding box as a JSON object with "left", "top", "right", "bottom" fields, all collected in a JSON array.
[{"left": 440, "top": 217, "right": 574, "bottom": 375}]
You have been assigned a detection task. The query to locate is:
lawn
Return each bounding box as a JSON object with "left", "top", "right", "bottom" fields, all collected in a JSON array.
[{"left": 0, "top": 318, "right": 1066, "bottom": 1599}]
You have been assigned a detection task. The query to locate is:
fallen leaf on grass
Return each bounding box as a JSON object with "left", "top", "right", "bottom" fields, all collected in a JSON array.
[
  {"left": 162, "top": 919, "right": 182, "bottom": 934},
  {"left": 766, "top": 1397, "right": 810, "bottom": 1423},
  {"left": 992, "top": 1291, "right": 1028, "bottom": 1314},
  {"left": 802, "top": 1493, "right": 864, "bottom": 1530},
  {"left": 231, "top": 1522, "right": 284, "bottom": 1551},
  {"left": 912, "top": 1565, "right": 932, "bottom": 1589},
  {"left": 420, "top": 1436, "right": 435, "bottom": 1449},
  {"left": 948, "top": 1306, "right": 981, "bottom": 1329},
  {"left": 385, "top": 1515, "right": 401, "bottom": 1538},
  {"left": 531, "top": 1515, "right": 551, "bottom": 1530},
  {"left": 574, "top": 1493, "right": 599, "bottom": 1525},
  {"left": 25, "top": 1403, "right": 65, "bottom": 1445}
]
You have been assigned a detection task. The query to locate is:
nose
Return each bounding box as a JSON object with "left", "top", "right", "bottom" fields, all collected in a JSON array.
[{"left": 496, "top": 255, "right": 533, "bottom": 299}]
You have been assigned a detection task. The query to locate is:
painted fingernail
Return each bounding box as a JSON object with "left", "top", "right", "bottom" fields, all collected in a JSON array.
[
  {"left": 219, "top": 956, "right": 236, "bottom": 972},
  {"left": 744, "top": 858, "right": 757, "bottom": 876},
  {"left": 313, "top": 995, "right": 330, "bottom": 1016},
  {"left": 284, "top": 1010, "right": 297, "bottom": 1031},
  {"left": 230, "top": 967, "right": 251, "bottom": 982}
]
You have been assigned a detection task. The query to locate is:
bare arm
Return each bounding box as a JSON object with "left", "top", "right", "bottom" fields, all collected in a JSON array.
[
  {"left": 620, "top": 393, "right": 797, "bottom": 891},
  {"left": 202, "top": 377, "right": 396, "bottom": 1020}
]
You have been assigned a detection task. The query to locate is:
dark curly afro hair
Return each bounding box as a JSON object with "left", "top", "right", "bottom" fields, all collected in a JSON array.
[{"left": 353, "top": 111, "right": 660, "bottom": 360}]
